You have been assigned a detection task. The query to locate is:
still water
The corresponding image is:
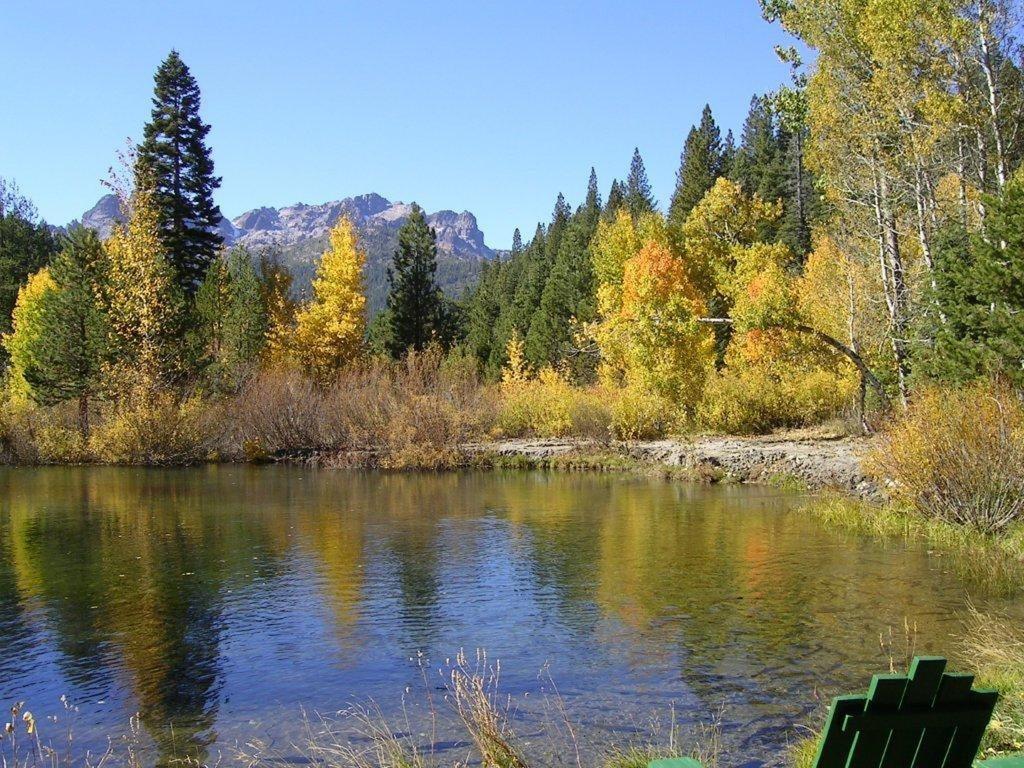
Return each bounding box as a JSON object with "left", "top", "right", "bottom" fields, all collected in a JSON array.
[{"left": 1, "top": 466, "right": 1019, "bottom": 766}]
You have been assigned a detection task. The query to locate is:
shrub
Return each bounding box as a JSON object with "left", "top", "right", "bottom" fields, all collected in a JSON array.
[
  {"left": 498, "top": 366, "right": 574, "bottom": 437},
  {"left": 235, "top": 347, "right": 494, "bottom": 468},
  {"left": 90, "top": 392, "right": 217, "bottom": 465},
  {"left": 0, "top": 401, "right": 44, "bottom": 464},
  {"left": 497, "top": 366, "right": 612, "bottom": 439},
  {"left": 568, "top": 395, "right": 614, "bottom": 441},
  {"left": 234, "top": 366, "right": 345, "bottom": 456},
  {"left": 365, "top": 348, "right": 495, "bottom": 469},
  {"left": 35, "top": 425, "right": 89, "bottom": 464},
  {"left": 610, "top": 385, "right": 675, "bottom": 440},
  {"left": 698, "top": 363, "right": 855, "bottom": 435},
  {"left": 870, "top": 381, "right": 1024, "bottom": 533}
]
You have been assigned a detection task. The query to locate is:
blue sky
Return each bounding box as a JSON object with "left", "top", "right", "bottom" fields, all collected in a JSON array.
[{"left": 1, "top": 1, "right": 797, "bottom": 248}]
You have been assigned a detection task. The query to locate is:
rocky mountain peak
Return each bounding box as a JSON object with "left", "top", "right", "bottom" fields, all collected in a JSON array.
[{"left": 68, "top": 191, "right": 494, "bottom": 314}]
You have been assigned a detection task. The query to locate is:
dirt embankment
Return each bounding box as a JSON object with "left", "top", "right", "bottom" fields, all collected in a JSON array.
[{"left": 474, "top": 433, "right": 879, "bottom": 496}]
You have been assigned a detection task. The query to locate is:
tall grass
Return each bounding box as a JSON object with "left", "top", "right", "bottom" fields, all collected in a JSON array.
[{"left": 963, "top": 608, "right": 1024, "bottom": 759}]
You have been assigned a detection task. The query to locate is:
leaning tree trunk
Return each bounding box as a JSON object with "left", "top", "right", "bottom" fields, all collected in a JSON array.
[{"left": 697, "top": 318, "right": 892, "bottom": 415}]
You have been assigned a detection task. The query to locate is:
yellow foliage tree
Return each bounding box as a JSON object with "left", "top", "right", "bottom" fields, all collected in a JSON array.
[
  {"left": 103, "top": 187, "right": 184, "bottom": 395},
  {"left": 591, "top": 208, "right": 668, "bottom": 321},
  {"left": 678, "top": 178, "right": 781, "bottom": 296},
  {"left": 3, "top": 268, "right": 56, "bottom": 406},
  {"left": 616, "top": 240, "right": 714, "bottom": 410},
  {"left": 292, "top": 217, "right": 367, "bottom": 377},
  {"left": 725, "top": 242, "right": 798, "bottom": 332}
]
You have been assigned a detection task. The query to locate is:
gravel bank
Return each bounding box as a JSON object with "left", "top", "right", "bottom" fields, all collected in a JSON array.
[{"left": 474, "top": 434, "right": 879, "bottom": 496}]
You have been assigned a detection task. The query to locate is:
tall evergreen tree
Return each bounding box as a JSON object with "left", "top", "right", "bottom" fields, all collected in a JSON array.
[
  {"left": 511, "top": 227, "right": 523, "bottom": 257},
  {"left": 778, "top": 120, "right": 817, "bottom": 259},
  {"left": 194, "top": 246, "right": 267, "bottom": 388},
  {"left": 194, "top": 259, "right": 229, "bottom": 369},
  {"left": 585, "top": 167, "right": 601, "bottom": 211},
  {"left": 521, "top": 196, "right": 571, "bottom": 361},
  {"left": 669, "top": 104, "right": 726, "bottom": 228},
  {"left": 730, "top": 95, "right": 787, "bottom": 242},
  {"left": 21, "top": 228, "right": 109, "bottom": 437},
  {"left": 464, "top": 261, "right": 502, "bottom": 370},
  {"left": 722, "top": 129, "right": 736, "bottom": 178},
  {"left": 603, "top": 179, "right": 626, "bottom": 220},
  {"left": 625, "top": 148, "right": 656, "bottom": 219},
  {"left": 0, "top": 179, "right": 58, "bottom": 348},
  {"left": 223, "top": 246, "right": 267, "bottom": 373},
  {"left": 136, "top": 50, "right": 223, "bottom": 296},
  {"left": 385, "top": 204, "right": 445, "bottom": 356},
  {"left": 919, "top": 179, "right": 1024, "bottom": 385},
  {"left": 527, "top": 173, "right": 603, "bottom": 369}
]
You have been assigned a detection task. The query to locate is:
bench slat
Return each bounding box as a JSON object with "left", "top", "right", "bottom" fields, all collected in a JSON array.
[
  {"left": 912, "top": 674, "right": 975, "bottom": 768},
  {"left": 813, "top": 695, "right": 868, "bottom": 768},
  {"left": 943, "top": 689, "right": 999, "bottom": 768},
  {"left": 846, "top": 675, "right": 908, "bottom": 768}
]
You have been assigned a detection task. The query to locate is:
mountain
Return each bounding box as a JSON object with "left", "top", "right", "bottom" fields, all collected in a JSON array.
[{"left": 72, "top": 193, "right": 494, "bottom": 313}]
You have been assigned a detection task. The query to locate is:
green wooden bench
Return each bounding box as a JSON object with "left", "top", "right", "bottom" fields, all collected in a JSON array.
[{"left": 648, "top": 656, "right": 1024, "bottom": 768}]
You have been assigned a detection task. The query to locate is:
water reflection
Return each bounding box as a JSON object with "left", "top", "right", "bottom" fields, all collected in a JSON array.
[{"left": 0, "top": 467, "right": 1019, "bottom": 767}]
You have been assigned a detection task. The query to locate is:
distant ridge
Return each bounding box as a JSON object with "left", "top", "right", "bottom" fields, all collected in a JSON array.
[{"left": 70, "top": 193, "right": 495, "bottom": 313}]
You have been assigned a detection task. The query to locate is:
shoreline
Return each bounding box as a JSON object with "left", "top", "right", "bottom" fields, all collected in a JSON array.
[
  {"left": 2, "top": 431, "right": 881, "bottom": 498},
  {"left": 464, "top": 433, "right": 880, "bottom": 497}
]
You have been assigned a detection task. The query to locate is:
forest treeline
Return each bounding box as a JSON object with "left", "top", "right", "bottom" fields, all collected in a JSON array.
[{"left": 2, "top": 0, "right": 1024, "bottom": 465}]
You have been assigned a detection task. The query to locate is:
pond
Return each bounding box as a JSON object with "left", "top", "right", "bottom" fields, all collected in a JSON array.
[{"left": 1, "top": 466, "right": 1020, "bottom": 767}]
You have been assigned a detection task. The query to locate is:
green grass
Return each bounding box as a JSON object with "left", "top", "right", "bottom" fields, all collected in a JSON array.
[{"left": 767, "top": 472, "right": 810, "bottom": 492}]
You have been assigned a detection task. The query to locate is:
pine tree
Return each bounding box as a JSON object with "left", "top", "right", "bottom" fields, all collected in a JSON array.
[
  {"left": 0, "top": 179, "right": 58, "bottom": 348},
  {"left": 523, "top": 196, "right": 571, "bottom": 363},
  {"left": 722, "top": 130, "right": 736, "bottom": 178},
  {"left": 223, "top": 246, "right": 267, "bottom": 374},
  {"left": 502, "top": 224, "right": 545, "bottom": 356},
  {"left": 385, "top": 204, "right": 444, "bottom": 356},
  {"left": 464, "top": 261, "right": 501, "bottom": 372},
  {"left": 526, "top": 174, "right": 602, "bottom": 369},
  {"left": 19, "top": 229, "right": 108, "bottom": 436},
  {"left": 603, "top": 179, "right": 626, "bottom": 220},
  {"left": 920, "top": 179, "right": 1024, "bottom": 385},
  {"left": 669, "top": 104, "right": 726, "bottom": 229},
  {"left": 293, "top": 217, "right": 367, "bottom": 376},
  {"left": 916, "top": 223, "right": 986, "bottom": 382},
  {"left": 196, "top": 247, "right": 268, "bottom": 388},
  {"left": 486, "top": 229, "right": 532, "bottom": 375},
  {"left": 585, "top": 167, "right": 602, "bottom": 211},
  {"left": 136, "top": 50, "right": 223, "bottom": 296},
  {"left": 625, "top": 148, "right": 657, "bottom": 219},
  {"left": 194, "top": 258, "right": 230, "bottom": 370},
  {"left": 511, "top": 228, "right": 523, "bottom": 257},
  {"left": 777, "top": 120, "right": 817, "bottom": 259},
  {"left": 729, "top": 95, "right": 787, "bottom": 242}
]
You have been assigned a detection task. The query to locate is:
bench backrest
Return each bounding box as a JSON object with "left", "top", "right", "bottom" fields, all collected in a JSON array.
[{"left": 813, "top": 656, "right": 998, "bottom": 768}]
